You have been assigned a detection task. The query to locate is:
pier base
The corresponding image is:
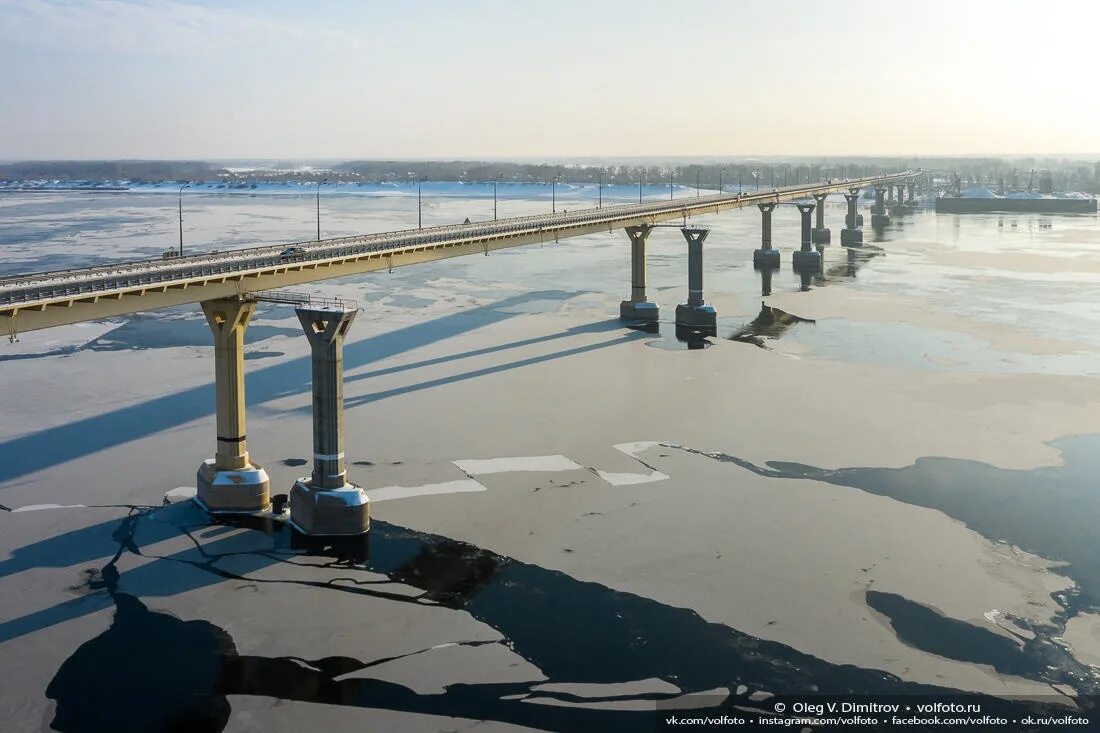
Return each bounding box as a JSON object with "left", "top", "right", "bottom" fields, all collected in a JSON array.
[
  {"left": 290, "top": 481, "right": 371, "bottom": 536},
  {"left": 196, "top": 460, "right": 270, "bottom": 514},
  {"left": 840, "top": 229, "right": 864, "bottom": 246},
  {"left": 792, "top": 249, "right": 823, "bottom": 271},
  {"left": 812, "top": 227, "right": 831, "bottom": 244},
  {"left": 675, "top": 303, "right": 717, "bottom": 330},
  {"left": 753, "top": 248, "right": 781, "bottom": 267},
  {"left": 871, "top": 213, "right": 890, "bottom": 228},
  {"left": 620, "top": 299, "right": 659, "bottom": 323}
]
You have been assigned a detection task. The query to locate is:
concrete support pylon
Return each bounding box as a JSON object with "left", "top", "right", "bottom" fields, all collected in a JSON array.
[
  {"left": 841, "top": 189, "right": 864, "bottom": 246},
  {"left": 674, "top": 227, "right": 716, "bottom": 333},
  {"left": 906, "top": 181, "right": 917, "bottom": 205},
  {"left": 892, "top": 183, "right": 907, "bottom": 214},
  {"left": 619, "top": 225, "right": 658, "bottom": 323},
  {"left": 290, "top": 305, "right": 370, "bottom": 536},
  {"left": 753, "top": 203, "right": 781, "bottom": 267},
  {"left": 196, "top": 298, "right": 271, "bottom": 514},
  {"left": 792, "top": 203, "right": 822, "bottom": 272},
  {"left": 871, "top": 186, "right": 890, "bottom": 228},
  {"left": 811, "top": 192, "right": 831, "bottom": 244}
]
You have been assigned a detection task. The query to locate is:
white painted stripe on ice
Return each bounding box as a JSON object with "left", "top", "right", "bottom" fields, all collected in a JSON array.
[
  {"left": 367, "top": 479, "right": 487, "bottom": 503},
  {"left": 454, "top": 455, "right": 584, "bottom": 475},
  {"left": 595, "top": 470, "right": 669, "bottom": 486},
  {"left": 12, "top": 504, "right": 89, "bottom": 513},
  {"left": 594, "top": 441, "right": 670, "bottom": 485}
]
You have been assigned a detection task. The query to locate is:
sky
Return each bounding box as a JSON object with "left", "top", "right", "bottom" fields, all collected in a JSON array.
[{"left": 0, "top": 0, "right": 1097, "bottom": 160}]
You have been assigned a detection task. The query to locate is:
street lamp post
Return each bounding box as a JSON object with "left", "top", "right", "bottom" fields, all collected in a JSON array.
[
  {"left": 639, "top": 173, "right": 644, "bottom": 204},
  {"left": 418, "top": 179, "right": 424, "bottom": 229},
  {"left": 178, "top": 183, "right": 190, "bottom": 257},
  {"left": 493, "top": 179, "right": 498, "bottom": 221},
  {"left": 315, "top": 178, "right": 328, "bottom": 241},
  {"left": 696, "top": 169, "right": 701, "bottom": 197},
  {"left": 552, "top": 176, "right": 558, "bottom": 213},
  {"left": 719, "top": 169, "right": 723, "bottom": 194},
  {"left": 598, "top": 169, "right": 603, "bottom": 209},
  {"left": 669, "top": 168, "right": 674, "bottom": 200}
]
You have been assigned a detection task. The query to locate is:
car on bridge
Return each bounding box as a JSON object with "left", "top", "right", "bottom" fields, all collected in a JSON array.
[{"left": 279, "top": 246, "right": 307, "bottom": 260}]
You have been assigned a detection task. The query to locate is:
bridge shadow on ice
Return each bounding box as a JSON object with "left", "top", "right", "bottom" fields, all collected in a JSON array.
[{"left": 0, "top": 290, "right": 619, "bottom": 485}]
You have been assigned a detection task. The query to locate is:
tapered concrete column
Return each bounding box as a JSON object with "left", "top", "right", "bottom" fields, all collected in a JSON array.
[
  {"left": 871, "top": 186, "right": 890, "bottom": 227},
  {"left": 675, "top": 227, "right": 716, "bottom": 333},
  {"left": 792, "top": 203, "right": 822, "bottom": 271},
  {"left": 196, "top": 298, "right": 270, "bottom": 514},
  {"left": 841, "top": 191, "right": 864, "bottom": 246},
  {"left": 812, "top": 192, "right": 831, "bottom": 244},
  {"left": 906, "top": 181, "right": 916, "bottom": 204},
  {"left": 753, "top": 202, "right": 780, "bottom": 267},
  {"left": 290, "top": 305, "right": 369, "bottom": 536},
  {"left": 619, "top": 225, "right": 658, "bottom": 323}
]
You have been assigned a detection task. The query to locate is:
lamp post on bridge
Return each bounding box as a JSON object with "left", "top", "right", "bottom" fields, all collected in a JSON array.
[
  {"left": 639, "top": 172, "right": 644, "bottom": 204},
  {"left": 719, "top": 168, "right": 723, "bottom": 194},
  {"left": 598, "top": 169, "right": 603, "bottom": 209},
  {"left": 696, "top": 169, "right": 701, "bottom": 197},
  {"left": 552, "top": 175, "right": 559, "bottom": 214},
  {"left": 315, "top": 178, "right": 328, "bottom": 241},
  {"left": 417, "top": 177, "right": 429, "bottom": 229},
  {"left": 493, "top": 178, "right": 498, "bottom": 221},
  {"left": 669, "top": 168, "right": 674, "bottom": 201},
  {"left": 178, "top": 183, "right": 190, "bottom": 257}
]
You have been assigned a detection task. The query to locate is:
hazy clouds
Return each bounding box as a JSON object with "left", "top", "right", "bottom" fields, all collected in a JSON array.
[{"left": 1, "top": 0, "right": 1097, "bottom": 159}]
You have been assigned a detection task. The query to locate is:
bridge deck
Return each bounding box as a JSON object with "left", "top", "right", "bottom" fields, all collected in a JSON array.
[{"left": 1, "top": 172, "right": 914, "bottom": 334}]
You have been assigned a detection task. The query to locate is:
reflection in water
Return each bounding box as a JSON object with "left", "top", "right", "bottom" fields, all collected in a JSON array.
[
  {"left": 728, "top": 306, "right": 815, "bottom": 348},
  {"left": 633, "top": 322, "right": 713, "bottom": 350},
  {"left": 674, "top": 323, "right": 715, "bottom": 349},
  {"left": 828, "top": 245, "right": 883, "bottom": 279},
  {"left": 42, "top": 506, "right": 1088, "bottom": 732}
]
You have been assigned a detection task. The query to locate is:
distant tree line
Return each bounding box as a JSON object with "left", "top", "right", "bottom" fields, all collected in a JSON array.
[
  {"left": 0, "top": 160, "right": 222, "bottom": 182},
  {"left": 2, "top": 157, "right": 1098, "bottom": 193}
]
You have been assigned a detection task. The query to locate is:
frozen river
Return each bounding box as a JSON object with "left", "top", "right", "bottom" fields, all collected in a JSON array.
[{"left": 1, "top": 185, "right": 1099, "bottom": 731}]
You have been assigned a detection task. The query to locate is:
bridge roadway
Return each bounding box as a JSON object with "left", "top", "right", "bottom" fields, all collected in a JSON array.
[{"left": 1, "top": 171, "right": 915, "bottom": 335}]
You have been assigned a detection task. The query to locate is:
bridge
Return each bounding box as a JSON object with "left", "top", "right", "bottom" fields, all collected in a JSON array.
[{"left": 1, "top": 170, "right": 920, "bottom": 536}]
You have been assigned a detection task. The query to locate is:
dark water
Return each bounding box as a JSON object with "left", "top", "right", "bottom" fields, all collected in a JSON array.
[
  {"left": 680, "top": 436, "right": 1100, "bottom": 615},
  {"left": 39, "top": 502, "right": 1096, "bottom": 732}
]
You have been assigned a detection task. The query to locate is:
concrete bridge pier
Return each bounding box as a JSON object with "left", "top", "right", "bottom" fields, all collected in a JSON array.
[
  {"left": 906, "top": 181, "right": 917, "bottom": 206},
  {"left": 841, "top": 189, "right": 864, "bottom": 246},
  {"left": 871, "top": 186, "right": 890, "bottom": 228},
  {"left": 753, "top": 203, "right": 781, "bottom": 267},
  {"left": 811, "top": 193, "right": 831, "bottom": 244},
  {"left": 675, "top": 227, "right": 716, "bottom": 333},
  {"left": 892, "top": 183, "right": 908, "bottom": 215},
  {"left": 792, "top": 204, "right": 822, "bottom": 272},
  {"left": 619, "top": 225, "right": 658, "bottom": 323},
  {"left": 290, "top": 305, "right": 370, "bottom": 536},
  {"left": 196, "top": 298, "right": 271, "bottom": 514}
]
